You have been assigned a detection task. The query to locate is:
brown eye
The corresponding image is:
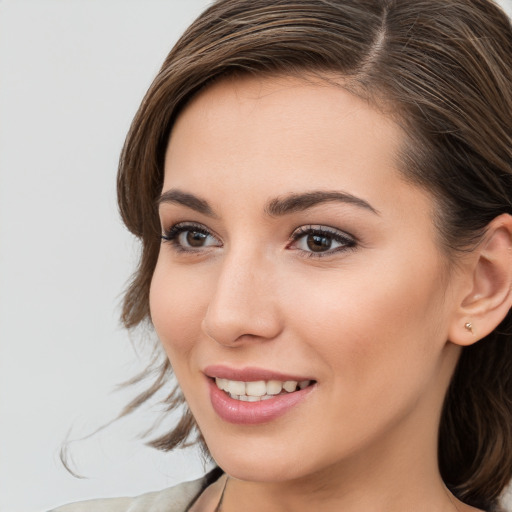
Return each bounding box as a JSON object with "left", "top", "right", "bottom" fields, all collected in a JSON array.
[
  {"left": 161, "top": 223, "right": 221, "bottom": 251},
  {"left": 177, "top": 228, "right": 219, "bottom": 249},
  {"left": 186, "top": 230, "right": 208, "bottom": 247},
  {"left": 307, "top": 234, "right": 332, "bottom": 252},
  {"left": 290, "top": 225, "right": 356, "bottom": 257}
]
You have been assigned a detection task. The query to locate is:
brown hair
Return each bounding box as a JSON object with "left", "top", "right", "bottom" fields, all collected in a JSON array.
[{"left": 116, "top": 0, "right": 512, "bottom": 509}]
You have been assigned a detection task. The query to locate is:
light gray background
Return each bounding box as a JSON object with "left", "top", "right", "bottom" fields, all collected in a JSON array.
[
  {"left": 0, "top": 2, "right": 211, "bottom": 511},
  {"left": 1, "top": 1, "right": 511, "bottom": 511}
]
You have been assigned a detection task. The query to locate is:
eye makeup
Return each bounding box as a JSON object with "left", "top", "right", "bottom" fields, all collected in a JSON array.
[
  {"left": 161, "top": 222, "right": 222, "bottom": 253},
  {"left": 287, "top": 225, "right": 357, "bottom": 258},
  {"left": 161, "top": 221, "right": 357, "bottom": 259}
]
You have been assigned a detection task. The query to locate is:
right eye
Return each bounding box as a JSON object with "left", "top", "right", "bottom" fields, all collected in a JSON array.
[{"left": 161, "top": 223, "right": 222, "bottom": 251}]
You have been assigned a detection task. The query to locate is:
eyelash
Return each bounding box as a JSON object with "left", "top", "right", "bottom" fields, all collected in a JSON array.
[
  {"left": 161, "top": 222, "right": 357, "bottom": 258},
  {"left": 288, "top": 225, "right": 357, "bottom": 258},
  {"left": 161, "top": 222, "right": 219, "bottom": 253}
]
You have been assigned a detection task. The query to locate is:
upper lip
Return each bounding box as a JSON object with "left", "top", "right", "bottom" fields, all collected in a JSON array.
[{"left": 203, "top": 365, "right": 315, "bottom": 382}]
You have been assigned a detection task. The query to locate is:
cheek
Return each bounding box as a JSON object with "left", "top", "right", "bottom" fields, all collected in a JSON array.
[
  {"left": 149, "top": 257, "right": 208, "bottom": 360},
  {"left": 285, "top": 253, "right": 448, "bottom": 388},
  {"left": 279, "top": 268, "right": 449, "bottom": 452}
]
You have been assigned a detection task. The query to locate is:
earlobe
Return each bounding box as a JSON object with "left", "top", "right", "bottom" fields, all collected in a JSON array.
[{"left": 449, "top": 213, "right": 512, "bottom": 346}]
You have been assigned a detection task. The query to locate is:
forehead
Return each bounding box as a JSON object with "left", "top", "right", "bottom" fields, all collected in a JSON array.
[
  {"left": 167, "top": 73, "right": 402, "bottom": 161},
  {"left": 163, "top": 74, "right": 427, "bottom": 221}
]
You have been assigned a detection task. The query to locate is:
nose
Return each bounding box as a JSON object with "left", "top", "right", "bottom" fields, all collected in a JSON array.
[{"left": 201, "top": 249, "right": 283, "bottom": 347}]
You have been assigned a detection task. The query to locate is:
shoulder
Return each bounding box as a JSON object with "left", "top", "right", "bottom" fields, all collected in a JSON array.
[{"left": 48, "top": 476, "right": 205, "bottom": 512}]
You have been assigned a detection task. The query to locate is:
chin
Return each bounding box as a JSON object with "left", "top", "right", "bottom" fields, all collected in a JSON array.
[
  {"left": 202, "top": 429, "right": 324, "bottom": 483},
  {"left": 215, "top": 455, "right": 308, "bottom": 483}
]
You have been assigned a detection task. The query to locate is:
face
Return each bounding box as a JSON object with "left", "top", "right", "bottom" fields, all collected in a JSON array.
[{"left": 150, "top": 75, "right": 461, "bottom": 484}]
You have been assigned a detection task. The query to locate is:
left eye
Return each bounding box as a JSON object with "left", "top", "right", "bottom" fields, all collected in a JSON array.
[
  {"left": 290, "top": 226, "right": 356, "bottom": 255},
  {"left": 161, "top": 223, "right": 221, "bottom": 250},
  {"left": 177, "top": 229, "right": 216, "bottom": 248}
]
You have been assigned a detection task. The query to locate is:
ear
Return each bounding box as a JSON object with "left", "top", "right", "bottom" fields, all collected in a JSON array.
[{"left": 448, "top": 213, "right": 512, "bottom": 346}]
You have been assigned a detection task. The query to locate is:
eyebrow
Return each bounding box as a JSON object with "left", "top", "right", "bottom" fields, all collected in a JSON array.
[
  {"left": 157, "top": 189, "right": 217, "bottom": 217},
  {"left": 156, "top": 189, "right": 379, "bottom": 217},
  {"left": 265, "top": 191, "right": 379, "bottom": 216}
]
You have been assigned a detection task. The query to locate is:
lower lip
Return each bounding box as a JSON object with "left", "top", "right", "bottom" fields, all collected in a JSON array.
[{"left": 208, "top": 379, "right": 315, "bottom": 425}]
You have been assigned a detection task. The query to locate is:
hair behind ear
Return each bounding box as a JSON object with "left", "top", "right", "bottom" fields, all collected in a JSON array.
[
  {"left": 439, "top": 314, "right": 512, "bottom": 510},
  {"left": 439, "top": 216, "right": 512, "bottom": 510}
]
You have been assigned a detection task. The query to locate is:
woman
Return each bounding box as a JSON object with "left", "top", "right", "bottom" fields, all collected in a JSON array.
[{"left": 52, "top": 0, "right": 512, "bottom": 511}]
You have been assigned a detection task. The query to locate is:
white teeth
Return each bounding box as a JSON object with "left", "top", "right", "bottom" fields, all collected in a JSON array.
[
  {"left": 215, "top": 377, "right": 312, "bottom": 401},
  {"left": 216, "top": 378, "right": 228, "bottom": 391},
  {"left": 283, "top": 380, "right": 298, "bottom": 392},
  {"left": 266, "top": 380, "right": 283, "bottom": 395},
  {"left": 227, "top": 380, "right": 246, "bottom": 396},
  {"left": 246, "top": 380, "right": 267, "bottom": 397}
]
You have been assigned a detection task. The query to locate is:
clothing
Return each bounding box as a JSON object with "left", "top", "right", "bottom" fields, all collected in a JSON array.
[{"left": 48, "top": 468, "right": 223, "bottom": 512}]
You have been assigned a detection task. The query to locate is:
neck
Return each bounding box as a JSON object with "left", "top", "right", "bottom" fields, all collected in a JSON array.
[
  {"left": 221, "top": 461, "right": 453, "bottom": 512},
  {"left": 219, "top": 461, "right": 475, "bottom": 512}
]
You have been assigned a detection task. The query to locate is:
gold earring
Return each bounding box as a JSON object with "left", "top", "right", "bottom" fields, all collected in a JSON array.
[{"left": 464, "top": 322, "right": 473, "bottom": 333}]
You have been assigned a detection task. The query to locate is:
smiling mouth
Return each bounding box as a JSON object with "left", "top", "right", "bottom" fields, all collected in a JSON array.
[{"left": 214, "top": 377, "right": 315, "bottom": 402}]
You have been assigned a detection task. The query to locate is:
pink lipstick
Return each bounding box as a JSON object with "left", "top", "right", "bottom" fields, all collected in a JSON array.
[{"left": 204, "top": 366, "right": 316, "bottom": 425}]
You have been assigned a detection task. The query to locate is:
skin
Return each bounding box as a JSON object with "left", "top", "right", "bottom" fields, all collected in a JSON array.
[{"left": 150, "top": 75, "right": 483, "bottom": 512}]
